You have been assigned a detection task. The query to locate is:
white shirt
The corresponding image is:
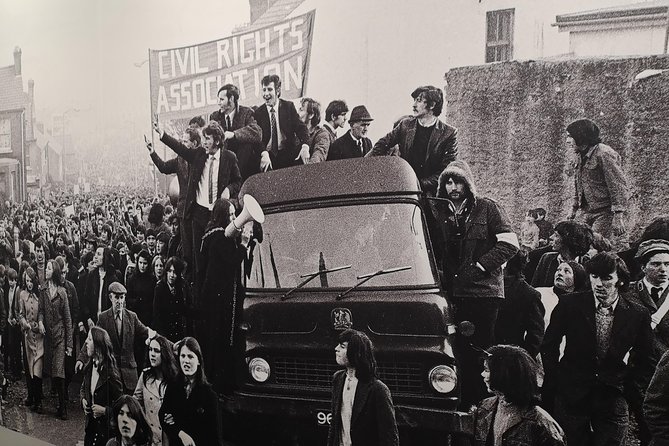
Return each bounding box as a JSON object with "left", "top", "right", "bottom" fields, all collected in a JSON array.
[
  {"left": 90, "top": 362, "right": 100, "bottom": 404},
  {"left": 97, "top": 269, "right": 106, "bottom": 317},
  {"left": 339, "top": 372, "right": 358, "bottom": 446},
  {"left": 594, "top": 295, "right": 620, "bottom": 312},
  {"left": 265, "top": 103, "right": 284, "bottom": 151},
  {"left": 643, "top": 278, "right": 668, "bottom": 299},
  {"left": 196, "top": 148, "right": 220, "bottom": 210}
]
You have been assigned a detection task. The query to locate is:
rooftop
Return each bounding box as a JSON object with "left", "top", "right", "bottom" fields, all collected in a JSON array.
[
  {"left": 0, "top": 65, "right": 27, "bottom": 113},
  {"left": 555, "top": 1, "right": 669, "bottom": 26}
]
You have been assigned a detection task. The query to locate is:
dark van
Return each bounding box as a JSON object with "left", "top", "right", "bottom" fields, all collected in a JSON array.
[{"left": 226, "top": 157, "right": 474, "bottom": 442}]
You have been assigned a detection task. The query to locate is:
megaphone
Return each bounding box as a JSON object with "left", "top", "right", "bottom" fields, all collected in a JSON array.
[
  {"left": 225, "top": 194, "right": 265, "bottom": 238},
  {"left": 167, "top": 176, "right": 180, "bottom": 207}
]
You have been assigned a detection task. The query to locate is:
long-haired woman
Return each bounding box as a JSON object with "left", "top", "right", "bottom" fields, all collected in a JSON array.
[
  {"left": 81, "top": 326, "right": 123, "bottom": 446},
  {"left": 106, "top": 394, "right": 152, "bottom": 446},
  {"left": 159, "top": 337, "right": 220, "bottom": 446},
  {"left": 198, "top": 198, "right": 247, "bottom": 393},
  {"left": 41, "top": 258, "right": 73, "bottom": 419},
  {"left": 127, "top": 250, "right": 156, "bottom": 327},
  {"left": 18, "top": 266, "right": 45, "bottom": 413},
  {"left": 134, "top": 335, "right": 178, "bottom": 446},
  {"left": 153, "top": 257, "right": 191, "bottom": 343},
  {"left": 151, "top": 255, "right": 165, "bottom": 283},
  {"left": 476, "top": 345, "right": 565, "bottom": 446},
  {"left": 83, "top": 246, "right": 119, "bottom": 329},
  {"left": 327, "top": 329, "right": 399, "bottom": 446}
]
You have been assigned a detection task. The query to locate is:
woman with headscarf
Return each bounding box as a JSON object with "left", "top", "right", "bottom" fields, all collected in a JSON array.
[
  {"left": 198, "top": 198, "right": 247, "bottom": 394},
  {"left": 536, "top": 260, "right": 589, "bottom": 328},
  {"left": 40, "top": 258, "right": 73, "bottom": 420}
]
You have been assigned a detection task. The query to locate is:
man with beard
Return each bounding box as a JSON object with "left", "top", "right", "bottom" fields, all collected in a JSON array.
[
  {"left": 327, "top": 105, "right": 374, "bottom": 160},
  {"left": 210, "top": 83, "right": 262, "bottom": 180},
  {"left": 567, "top": 119, "right": 628, "bottom": 248},
  {"left": 432, "top": 160, "right": 519, "bottom": 408},
  {"left": 254, "top": 74, "right": 310, "bottom": 170}
]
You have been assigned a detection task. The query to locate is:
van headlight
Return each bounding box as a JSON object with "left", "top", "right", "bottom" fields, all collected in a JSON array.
[
  {"left": 429, "top": 365, "right": 456, "bottom": 393},
  {"left": 249, "top": 358, "right": 270, "bottom": 382}
]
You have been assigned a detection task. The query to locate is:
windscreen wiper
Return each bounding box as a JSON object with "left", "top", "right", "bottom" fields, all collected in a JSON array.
[
  {"left": 282, "top": 264, "right": 352, "bottom": 300},
  {"left": 337, "top": 266, "right": 412, "bottom": 300}
]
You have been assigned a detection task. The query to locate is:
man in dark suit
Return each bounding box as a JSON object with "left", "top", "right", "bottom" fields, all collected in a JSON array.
[
  {"left": 210, "top": 83, "right": 262, "bottom": 181},
  {"left": 368, "top": 85, "right": 457, "bottom": 196},
  {"left": 542, "top": 252, "right": 656, "bottom": 446},
  {"left": 153, "top": 118, "right": 242, "bottom": 282},
  {"left": 254, "top": 74, "right": 310, "bottom": 170},
  {"left": 327, "top": 105, "right": 374, "bottom": 161},
  {"left": 76, "top": 282, "right": 154, "bottom": 394}
]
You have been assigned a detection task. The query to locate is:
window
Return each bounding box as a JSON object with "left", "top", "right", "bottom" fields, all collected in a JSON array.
[
  {"left": 486, "top": 9, "right": 514, "bottom": 63},
  {"left": 0, "top": 119, "right": 10, "bottom": 153}
]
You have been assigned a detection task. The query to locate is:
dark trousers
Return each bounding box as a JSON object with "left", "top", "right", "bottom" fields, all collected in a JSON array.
[
  {"left": 3, "top": 324, "right": 23, "bottom": 377},
  {"left": 191, "top": 204, "right": 211, "bottom": 292},
  {"left": 180, "top": 216, "right": 193, "bottom": 277},
  {"left": 453, "top": 296, "right": 500, "bottom": 409},
  {"left": 269, "top": 149, "right": 300, "bottom": 170},
  {"left": 555, "top": 387, "right": 628, "bottom": 446}
]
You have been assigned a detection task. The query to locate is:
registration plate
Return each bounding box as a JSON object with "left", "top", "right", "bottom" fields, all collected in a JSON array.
[{"left": 315, "top": 410, "right": 332, "bottom": 427}]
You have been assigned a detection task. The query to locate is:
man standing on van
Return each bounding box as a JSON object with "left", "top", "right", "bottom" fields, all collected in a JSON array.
[
  {"left": 433, "top": 160, "right": 519, "bottom": 408},
  {"left": 368, "top": 85, "right": 457, "bottom": 196}
]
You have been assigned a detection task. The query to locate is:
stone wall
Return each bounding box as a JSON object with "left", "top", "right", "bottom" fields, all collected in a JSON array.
[{"left": 445, "top": 56, "right": 669, "bottom": 240}]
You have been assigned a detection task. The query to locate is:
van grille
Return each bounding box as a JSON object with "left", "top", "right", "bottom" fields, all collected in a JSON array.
[{"left": 272, "top": 357, "right": 424, "bottom": 394}]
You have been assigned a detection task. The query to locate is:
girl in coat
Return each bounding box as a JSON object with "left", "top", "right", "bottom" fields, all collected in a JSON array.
[
  {"left": 81, "top": 326, "right": 123, "bottom": 446},
  {"left": 106, "top": 394, "right": 153, "bottom": 446},
  {"left": 18, "top": 266, "right": 45, "bottom": 413},
  {"left": 327, "top": 329, "right": 399, "bottom": 446},
  {"left": 475, "top": 345, "right": 565, "bottom": 446},
  {"left": 41, "top": 259, "right": 73, "bottom": 419},
  {"left": 134, "top": 335, "right": 178, "bottom": 446},
  {"left": 152, "top": 255, "right": 165, "bottom": 284},
  {"left": 153, "top": 257, "right": 191, "bottom": 343},
  {"left": 159, "top": 337, "right": 220, "bottom": 446},
  {"left": 198, "top": 198, "right": 247, "bottom": 393}
]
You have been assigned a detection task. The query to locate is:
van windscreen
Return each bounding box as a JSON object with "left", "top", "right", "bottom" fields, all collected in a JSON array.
[{"left": 246, "top": 202, "right": 435, "bottom": 289}]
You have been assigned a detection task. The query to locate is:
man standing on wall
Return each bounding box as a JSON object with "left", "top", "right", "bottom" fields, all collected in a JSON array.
[{"left": 567, "top": 119, "right": 628, "bottom": 248}]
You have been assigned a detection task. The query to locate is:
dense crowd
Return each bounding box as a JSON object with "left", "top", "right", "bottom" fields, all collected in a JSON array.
[{"left": 0, "top": 74, "right": 667, "bottom": 446}]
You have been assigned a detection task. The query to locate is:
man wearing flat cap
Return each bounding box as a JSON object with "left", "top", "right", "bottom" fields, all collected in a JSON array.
[
  {"left": 625, "top": 239, "right": 669, "bottom": 446},
  {"left": 76, "top": 281, "right": 156, "bottom": 394},
  {"left": 567, "top": 118, "right": 629, "bottom": 249},
  {"left": 327, "top": 105, "right": 374, "bottom": 160}
]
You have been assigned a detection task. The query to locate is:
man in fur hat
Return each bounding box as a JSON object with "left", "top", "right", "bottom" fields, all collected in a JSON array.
[
  {"left": 433, "top": 160, "right": 519, "bottom": 408},
  {"left": 567, "top": 118, "right": 628, "bottom": 247}
]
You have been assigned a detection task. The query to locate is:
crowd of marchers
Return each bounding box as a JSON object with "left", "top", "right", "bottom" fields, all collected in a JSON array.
[{"left": 0, "top": 73, "right": 668, "bottom": 446}]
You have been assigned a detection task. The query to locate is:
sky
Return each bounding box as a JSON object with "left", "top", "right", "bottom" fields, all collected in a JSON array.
[{"left": 0, "top": 0, "right": 250, "bottom": 154}]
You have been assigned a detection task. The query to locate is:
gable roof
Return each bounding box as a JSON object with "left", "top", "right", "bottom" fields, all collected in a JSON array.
[{"left": 0, "top": 65, "right": 27, "bottom": 113}]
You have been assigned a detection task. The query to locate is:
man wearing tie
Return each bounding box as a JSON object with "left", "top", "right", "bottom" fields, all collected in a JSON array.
[
  {"left": 627, "top": 239, "right": 669, "bottom": 446},
  {"left": 210, "top": 83, "right": 262, "bottom": 181},
  {"left": 326, "top": 105, "right": 374, "bottom": 161},
  {"left": 254, "top": 74, "right": 310, "bottom": 170},
  {"left": 153, "top": 119, "right": 242, "bottom": 283},
  {"left": 76, "top": 282, "right": 155, "bottom": 394}
]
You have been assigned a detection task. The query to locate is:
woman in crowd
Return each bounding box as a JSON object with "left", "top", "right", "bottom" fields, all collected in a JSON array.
[
  {"left": 475, "top": 344, "right": 565, "bottom": 446},
  {"left": 40, "top": 258, "right": 73, "bottom": 420},
  {"left": 153, "top": 256, "right": 191, "bottom": 342},
  {"left": 531, "top": 220, "right": 593, "bottom": 288},
  {"left": 127, "top": 250, "right": 156, "bottom": 327},
  {"left": 159, "top": 337, "right": 220, "bottom": 446},
  {"left": 18, "top": 266, "right": 45, "bottom": 413},
  {"left": 106, "top": 395, "right": 153, "bottom": 446},
  {"left": 55, "top": 255, "right": 81, "bottom": 411},
  {"left": 327, "top": 329, "right": 399, "bottom": 446},
  {"left": 536, "top": 260, "right": 589, "bottom": 327},
  {"left": 151, "top": 255, "right": 165, "bottom": 284},
  {"left": 134, "top": 335, "right": 178, "bottom": 446},
  {"left": 83, "top": 246, "right": 120, "bottom": 329},
  {"left": 81, "top": 326, "right": 123, "bottom": 446},
  {"left": 198, "top": 198, "right": 247, "bottom": 393}
]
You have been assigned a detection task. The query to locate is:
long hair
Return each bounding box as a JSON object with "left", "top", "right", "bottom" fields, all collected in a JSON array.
[
  {"left": 177, "top": 337, "right": 209, "bottom": 387},
  {"left": 22, "top": 266, "right": 38, "bottom": 292},
  {"left": 554, "top": 220, "right": 594, "bottom": 258},
  {"left": 338, "top": 329, "right": 377, "bottom": 383},
  {"left": 151, "top": 255, "right": 165, "bottom": 281},
  {"left": 144, "top": 335, "right": 179, "bottom": 391},
  {"left": 109, "top": 394, "right": 152, "bottom": 445},
  {"left": 136, "top": 249, "right": 152, "bottom": 277},
  {"left": 164, "top": 256, "right": 185, "bottom": 286},
  {"left": 46, "top": 258, "right": 63, "bottom": 286},
  {"left": 585, "top": 251, "right": 631, "bottom": 291},
  {"left": 485, "top": 344, "right": 540, "bottom": 407},
  {"left": 204, "top": 198, "right": 234, "bottom": 235},
  {"left": 90, "top": 326, "right": 119, "bottom": 376}
]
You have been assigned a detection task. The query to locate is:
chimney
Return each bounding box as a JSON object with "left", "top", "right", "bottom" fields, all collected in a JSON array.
[
  {"left": 28, "top": 79, "right": 34, "bottom": 99},
  {"left": 13, "top": 46, "right": 22, "bottom": 76}
]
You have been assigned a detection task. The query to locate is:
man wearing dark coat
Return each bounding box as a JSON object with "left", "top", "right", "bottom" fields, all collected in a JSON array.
[
  {"left": 254, "top": 74, "right": 310, "bottom": 170},
  {"left": 327, "top": 105, "right": 374, "bottom": 161},
  {"left": 542, "top": 252, "right": 656, "bottom": 446},
  {"left": 644, "top": 349, "right": 669, "bottom": 446},
  {"left": 210, "top": 83, "right": 262, "bottom": 181}
]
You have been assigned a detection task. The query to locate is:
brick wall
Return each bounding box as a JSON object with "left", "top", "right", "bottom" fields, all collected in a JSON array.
[{"left": 444, "top": 56, "right": 669, "bottom": 240}]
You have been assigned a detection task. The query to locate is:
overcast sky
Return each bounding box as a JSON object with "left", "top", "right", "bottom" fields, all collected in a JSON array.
[{"left": 0, "top": 0, "right": 249, "bottom": 151}]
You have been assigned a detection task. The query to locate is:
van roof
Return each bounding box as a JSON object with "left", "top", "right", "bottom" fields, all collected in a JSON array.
[{"left": 240, "top": 157, "right": 422, "bottom": 207}]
